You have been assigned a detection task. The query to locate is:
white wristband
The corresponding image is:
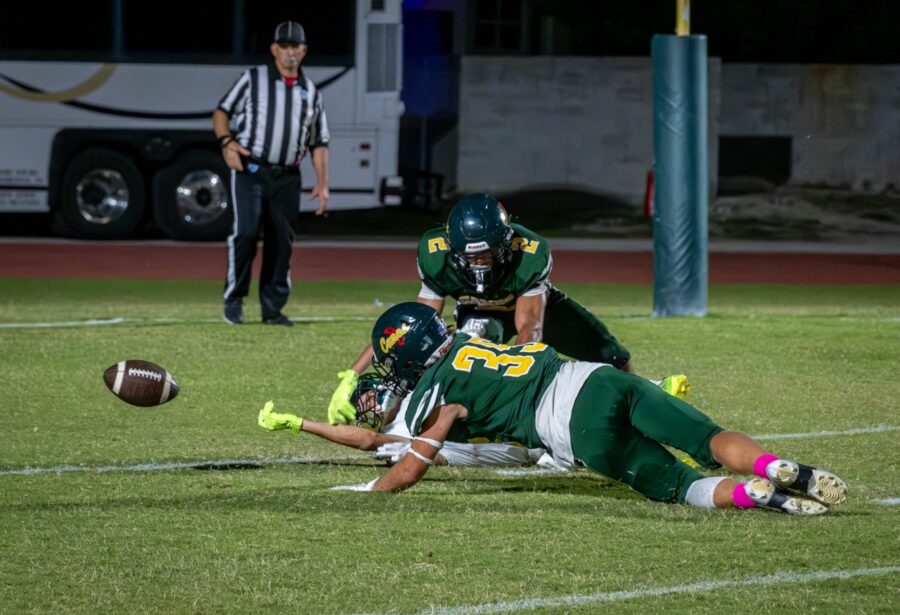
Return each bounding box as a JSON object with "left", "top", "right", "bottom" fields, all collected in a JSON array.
[
  {"left": 413, "top": 436, "right": 443, "bottom": 449},
  {"left": 408, "top": 448, "right": 434, "bottom": 465}
]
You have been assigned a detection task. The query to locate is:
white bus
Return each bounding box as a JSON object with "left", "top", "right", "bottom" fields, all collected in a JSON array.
[{"left": 0, "top": 0, "right": 404, "bottom": 240}]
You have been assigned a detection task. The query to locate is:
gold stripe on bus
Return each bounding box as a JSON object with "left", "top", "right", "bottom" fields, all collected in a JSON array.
[{"left": 0, "top": 64, "right": 116, "bottom": 102}]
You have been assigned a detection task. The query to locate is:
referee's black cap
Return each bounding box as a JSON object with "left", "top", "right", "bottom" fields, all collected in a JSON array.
[{"left": 274, "top": 21, "right": 306, "bottom": 45}]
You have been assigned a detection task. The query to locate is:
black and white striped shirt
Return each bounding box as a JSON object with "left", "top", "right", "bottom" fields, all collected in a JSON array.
[{"left": 217, "top": 63, "right": 329, "bottom": 166}]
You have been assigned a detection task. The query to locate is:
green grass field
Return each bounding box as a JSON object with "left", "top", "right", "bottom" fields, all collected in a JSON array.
[{"left": 1, "top": 279, "right": 898, "bottom": 614}]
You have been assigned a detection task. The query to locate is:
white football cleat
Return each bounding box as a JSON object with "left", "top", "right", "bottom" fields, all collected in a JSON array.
[
  {"left": 744, "top": 478, "right": 829, "bottom": 515},
  {"left": 765, "top": 460, "right": 848, "bottom": 506}
]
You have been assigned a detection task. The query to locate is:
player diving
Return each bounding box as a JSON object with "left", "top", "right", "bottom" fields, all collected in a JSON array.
[{"left": 263, "top": 302, "right": 848, "bottom": 515}]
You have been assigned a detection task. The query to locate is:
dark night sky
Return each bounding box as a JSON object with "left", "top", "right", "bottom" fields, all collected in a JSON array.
[
  {"left": 480, "top": 0, "right": 900, "bottom": 63},
  {"left": 1, "top": 0, "right": 898, "bottom": 64}
]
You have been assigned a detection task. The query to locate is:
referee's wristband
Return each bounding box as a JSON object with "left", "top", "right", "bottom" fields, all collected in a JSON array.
[{"left": 218, "top": 135, "right": 234, "bottom": 148}]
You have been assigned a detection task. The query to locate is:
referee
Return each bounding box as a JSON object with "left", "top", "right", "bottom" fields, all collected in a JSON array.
[{"left": 213, "top": 20, "right": 330, "bottom": 327}]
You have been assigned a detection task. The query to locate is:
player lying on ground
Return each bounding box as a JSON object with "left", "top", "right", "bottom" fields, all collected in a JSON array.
[
  {"left": 326, "top": 193, "right": 689, "bottom": 425},
  {"left": 258, "top": 373, "right": 560, "bottom": 468},
  {"left": 342, "top": 302, "right": 848, "bottom": 515}
]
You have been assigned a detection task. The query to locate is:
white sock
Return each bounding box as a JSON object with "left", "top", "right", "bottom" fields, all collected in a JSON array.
[{"left": 685, "top": 476, "right": 727, "bottom": 509}]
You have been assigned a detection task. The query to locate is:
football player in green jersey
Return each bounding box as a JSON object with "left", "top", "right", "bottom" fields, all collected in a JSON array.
[
  {"left": 327, "top": 193, "right": 687, "bottom": 425},
  {"left": 354, "top": 302, "right": 848, "bottom": 515}
]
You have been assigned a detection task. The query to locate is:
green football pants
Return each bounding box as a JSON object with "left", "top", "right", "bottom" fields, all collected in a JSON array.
[{"left": 569, "top": 368, "right": 723, "bottom": 502}]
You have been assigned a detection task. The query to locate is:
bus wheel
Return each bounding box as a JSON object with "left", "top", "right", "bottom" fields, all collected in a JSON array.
[
  {"left": 58, "top": 148, "right": 145, "bottom": 238},
  {"left": 152, "top": 150, "right": 232, "bottom": 241}
]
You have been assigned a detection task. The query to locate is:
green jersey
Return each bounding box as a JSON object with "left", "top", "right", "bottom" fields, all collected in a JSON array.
[
  {"left": 405, "top": 333, "right": 565, "bottom": 447},
  {"left": 417, "top": 223, "right": 553, "bottom": 312}
]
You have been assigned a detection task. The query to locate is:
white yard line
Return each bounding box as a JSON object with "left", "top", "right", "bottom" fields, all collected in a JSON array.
[
  {"left": 874, "top": 498, "right": 900, "bottom": 505},
  {"left": 1, "top": 425, "right": 896, "bottom": 478},
  {"left": 354, "top": 566, "right": 900, "bottom": 615},
  {"left": 498, "top": 425, "right": 900, "bottom": 476},
  {"left": 494, "top": 468, "right": 569, "bottom": 476},
  {"left": 0, "top": 455, "right": 366, "bottom": 477},
  {"left": 752, "top": 424, "right": 900, "bottom": 440}
]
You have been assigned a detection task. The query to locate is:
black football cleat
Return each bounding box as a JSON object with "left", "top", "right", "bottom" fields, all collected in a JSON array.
[
  {"left": 743, "top": 478, "right": 829, "bottom": 515},
  {"left": 765, "top": 459, "right": 848, "bottom": 506}
]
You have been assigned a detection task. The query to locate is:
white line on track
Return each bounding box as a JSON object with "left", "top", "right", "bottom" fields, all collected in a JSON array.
[
  {"left": 4, "top": 314, "right": 898, "bottom": 329},
  {"left": 0, "top": 316, "right": 373, "bottom": 329},
  {"left": 6, "top": 236, "right": 900, "bottom": 254},
  {"left": 874, "top": 497, "right": 900, "bottom": 505},
  {"left": 352, "top": 566, "right": 900, "bottom": 615}
]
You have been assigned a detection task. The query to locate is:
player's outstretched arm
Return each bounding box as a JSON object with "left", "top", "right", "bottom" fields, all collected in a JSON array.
[
  {"left": 258, "top": 401, "right": 403, "bottom": 450},
  {"left": 513, "top": 292, "right": 548, "bottom": 345},
  {"left": 371, "top": 403, "right": 466, "bottom": 492},
  {"left": 300, "top": 419, "right": 405, "bottom": 451}
]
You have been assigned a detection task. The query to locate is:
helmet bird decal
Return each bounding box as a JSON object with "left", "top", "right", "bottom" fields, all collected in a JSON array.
[{"left": 379, "top": 325, "right": 409, "bottom": 354}]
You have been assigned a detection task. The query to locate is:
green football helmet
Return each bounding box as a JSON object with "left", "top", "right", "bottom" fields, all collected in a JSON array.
[
  {"left": 445, "top": 193, "right": 514, "bottom": 292},
  {"left": 371, "top": 302, "right": 452, "bottom": 395}
]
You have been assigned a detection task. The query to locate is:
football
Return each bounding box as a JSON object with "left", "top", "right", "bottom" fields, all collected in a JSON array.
[{"left": 103, "top": 359, "right": 179, "bottom": 407}]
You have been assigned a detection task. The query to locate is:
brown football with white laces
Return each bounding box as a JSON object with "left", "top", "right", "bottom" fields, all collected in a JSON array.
[{"left": 103, "top": 360, "right": 179, "bottom": 407}]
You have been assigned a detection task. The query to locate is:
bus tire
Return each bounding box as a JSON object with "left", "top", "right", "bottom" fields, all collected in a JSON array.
[
  {"left": 152, "top": 150, "right": 232, "bottom": 241},
  {"left": 58, "top": 148, "right": 146, "bottom": 238}
]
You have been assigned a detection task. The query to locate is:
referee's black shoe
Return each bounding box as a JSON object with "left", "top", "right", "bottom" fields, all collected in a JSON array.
[
  {"left": 263, "top": 314, "right": 294, "bottom": 327},
  {"left": 224, "top": 300, "right": 244, "bottom": 325}
]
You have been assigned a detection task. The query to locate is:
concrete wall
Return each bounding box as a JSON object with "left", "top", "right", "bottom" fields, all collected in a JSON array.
[
  {"left": 457, "top": 57, "right": 899, "bottom": 202},
  {"left": 720, "top": 64, "right": 900, "bottom": 191},
  {"left": 457, "top": 56, "right": 663, "bottom": 202}
]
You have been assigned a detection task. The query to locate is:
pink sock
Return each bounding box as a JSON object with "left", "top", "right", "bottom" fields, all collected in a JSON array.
[
  {"left": 732, "top": 483, "right": 757, "bottom": 509},
  {"left": 753, "top": 453, "right": 780, "bottom": 478}
]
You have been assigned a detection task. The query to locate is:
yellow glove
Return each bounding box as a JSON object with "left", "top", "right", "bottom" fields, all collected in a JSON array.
[
  {"left": 327, "top": 370, "right": 359, "bottom": 425},
  {"left": 257, "top": 401, "right": 303, "bottom": 433}
]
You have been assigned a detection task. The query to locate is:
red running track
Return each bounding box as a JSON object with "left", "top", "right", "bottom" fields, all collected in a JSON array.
[{"left": 0, "top": 242, "right": 899, "bottom": 284}]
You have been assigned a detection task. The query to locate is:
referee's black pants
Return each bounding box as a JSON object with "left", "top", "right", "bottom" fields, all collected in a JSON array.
[{"left": 223, "top": 167, "right": 300, "bottom": 320}]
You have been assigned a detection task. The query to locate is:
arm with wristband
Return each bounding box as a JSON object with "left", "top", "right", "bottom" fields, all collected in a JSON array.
[
  {"left": 212, "top": 108, "right": 250, "bottom": 171},
  {"left": 369, "top": 403, "right": 465, "bottom": 492}
]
